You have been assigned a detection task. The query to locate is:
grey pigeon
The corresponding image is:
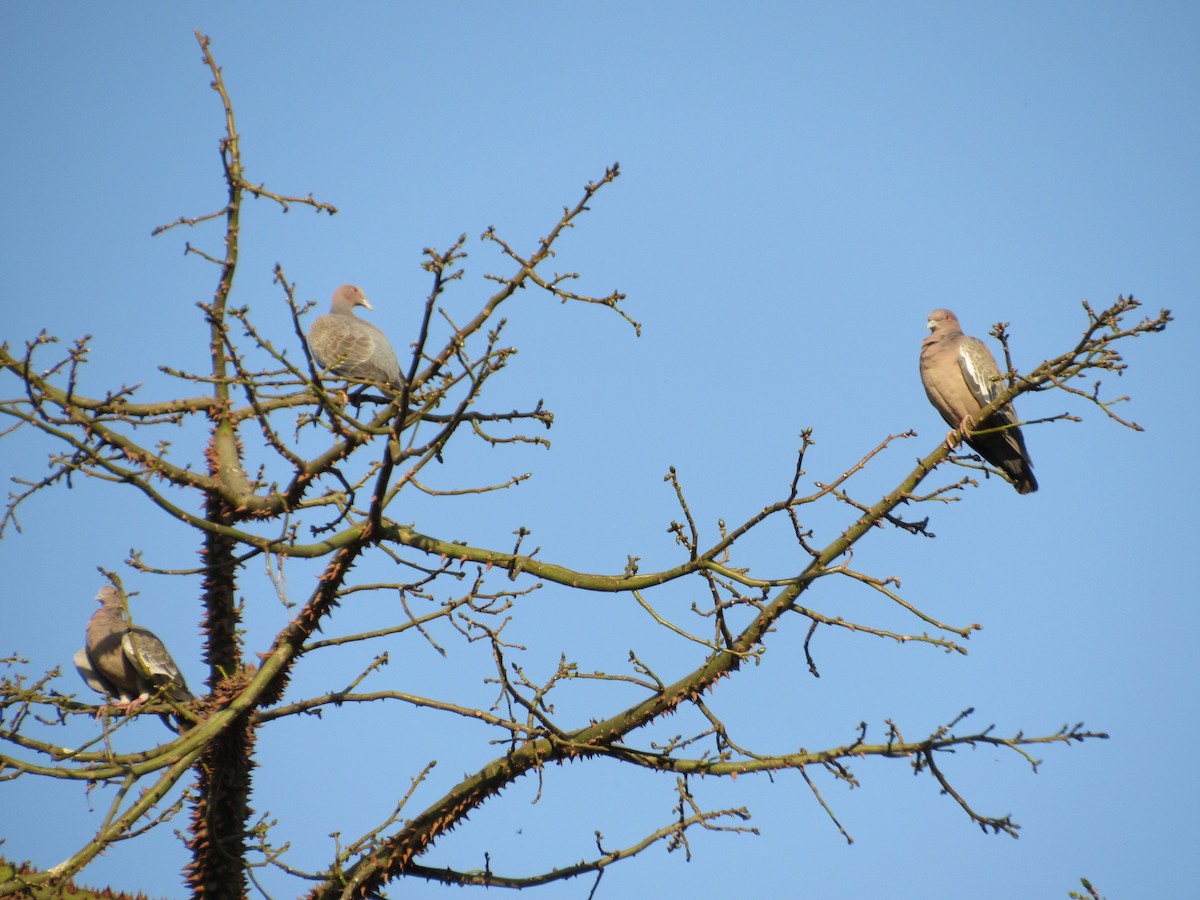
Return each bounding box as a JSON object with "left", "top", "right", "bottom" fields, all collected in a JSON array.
[
  {"left": 307, "top": 284, "right": 403, "bottom": 389},
  {"left": 75, "top": 586, "right": 193, "bottom": 717},
  {"left": 920, "top": 308, "right": 1038, "bottom": 494}
]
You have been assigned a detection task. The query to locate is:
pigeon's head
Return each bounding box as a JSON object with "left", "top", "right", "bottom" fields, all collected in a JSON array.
[
  {"left": 926, "top": 308, "right": 960, "bottom": 333},
  {"left": 94, "top": 585, "right": 122, "bottom": 607},
  {"left": 331, "top": 284, "right": 372, "bottom": 314}
]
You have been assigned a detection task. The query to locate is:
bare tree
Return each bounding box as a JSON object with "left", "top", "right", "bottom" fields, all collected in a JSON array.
[{"left": 0, "top": 33, "right": 1171, "bottom": 899}]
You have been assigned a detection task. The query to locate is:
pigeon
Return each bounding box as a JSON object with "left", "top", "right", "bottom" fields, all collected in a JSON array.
[
  {"left": 75, "top": 586, "right": 193, "bottom": 723},
  {"left": 307, "top": 284, "right": 403, "bottom": 390},
  {"left": 920, "top": 308, "right": 1038, "bottom": 494}
]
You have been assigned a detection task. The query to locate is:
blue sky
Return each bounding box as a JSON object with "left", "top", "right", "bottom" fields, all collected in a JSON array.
[{"left": 2, "top": 4, "right": 1197, "bottom": 898}]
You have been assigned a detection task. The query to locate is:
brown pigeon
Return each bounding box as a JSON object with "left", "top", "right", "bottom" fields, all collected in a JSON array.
[
  {"left": 307, "top": 285, "right": 403, "bottom": 389},
  {"left": 920, "top": 308, "right": 1038, "bottom": 494},
  {"left": 75, "top": 586, "right": 193, "bottom": 721}
]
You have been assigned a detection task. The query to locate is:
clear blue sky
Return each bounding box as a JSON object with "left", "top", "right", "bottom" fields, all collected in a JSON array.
[{"left": 2, "top": 4, "right": 1196, "bottom": 898}]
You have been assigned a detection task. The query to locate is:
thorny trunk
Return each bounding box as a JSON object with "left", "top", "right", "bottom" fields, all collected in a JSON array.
[{"left": 184, "top": 484, "right": 254, "bottom": 896}]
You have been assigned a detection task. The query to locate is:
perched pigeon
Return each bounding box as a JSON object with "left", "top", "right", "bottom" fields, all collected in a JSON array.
[
  {"left": 75, "top": 586, "right": 193, "bottom": 720},
  {"left": 307, "top": 284, "right": 403, "bottom": 389},
  {"left": 920, "top": 308, "right": 1038, "bottom": 494}
]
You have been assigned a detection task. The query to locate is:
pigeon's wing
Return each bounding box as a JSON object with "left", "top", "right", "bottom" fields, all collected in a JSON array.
[
  {"left": 310, "top": 315, "right": 375, "bottom": 377},
  {"left": 123, "top": 627, "right": 194, "bottom": 702},
  {"left": 957, "top": 335, "right": 1006, "bottom": 408},
  {"left": 956, "top": 336, "right": 1038, "bottom": 493},
  {"left": 310, "top": 317, "right": 402, "bottom": 386},
  {"left": 362, "top": 321, "right": 403, "bottom": 386}
]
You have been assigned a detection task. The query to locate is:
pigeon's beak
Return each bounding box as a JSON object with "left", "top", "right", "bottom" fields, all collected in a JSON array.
[
  {"left": 926, "top": 317, "right": 936, "bottom": 331},
  {"left": 359, "top": 296, "right": 374, "bottom": 311}
]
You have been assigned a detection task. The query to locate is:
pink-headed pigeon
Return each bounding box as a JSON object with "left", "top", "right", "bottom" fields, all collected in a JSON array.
[
  {"left": 920, "top": 308, "right": 1037, "bottom": 494},
  {"left": 307, "top": 284, "right": 403, "bottom": 389},
  {"left": 75, "top": 586, "right": 193, "bottom": 724}
]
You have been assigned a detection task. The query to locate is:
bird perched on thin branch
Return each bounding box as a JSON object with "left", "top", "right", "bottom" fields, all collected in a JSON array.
[
  {"left": 74, "top": 585, "right": 193, "bottom": 727},
  {"left": 307, "top": 284, "right": 403, "bottom": 391},
  {"left": 920, "top": 308, "right": 1038, "bottom": 494}
]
